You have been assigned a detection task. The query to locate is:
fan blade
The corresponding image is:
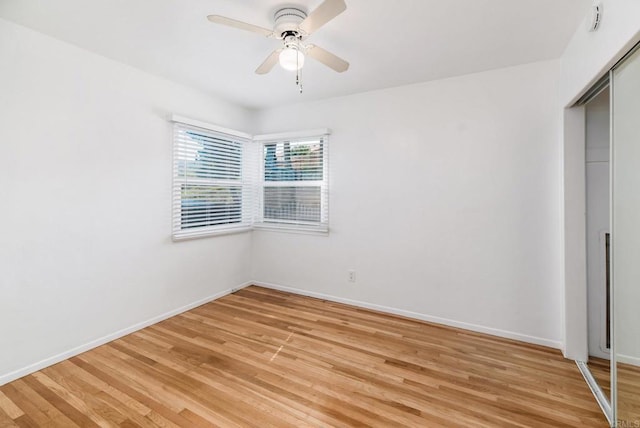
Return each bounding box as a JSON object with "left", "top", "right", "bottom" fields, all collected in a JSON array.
[
  {"left": 256, "top": 49, "right": 283, "bottom": 74},
  {"left": 298, "top": 0, "right": 346, "bottom": 35},
  {"left": 306, "top": 45, "right": 349, "bottom": 72},
  {"left": 207, "top": 15, "right": 273, "bottom": 37}
]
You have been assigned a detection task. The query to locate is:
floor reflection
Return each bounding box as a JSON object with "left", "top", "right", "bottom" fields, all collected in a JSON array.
[
  {"left": 588, "top": 357, "right": 610, "bottom": 400},
  {"left": 617, "top": 362, "right": 640, "bottom": 425}
]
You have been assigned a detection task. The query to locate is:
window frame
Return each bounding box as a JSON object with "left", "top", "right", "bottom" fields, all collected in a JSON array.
[
  {"left": 171, "top": 115, "right": 254, "bottom": 241},
  {"left": 254, "top": 131, "right": 330, "bottom": 234},
  {"left": 171, "top": 117, "right": 330, "bottom": 239}
]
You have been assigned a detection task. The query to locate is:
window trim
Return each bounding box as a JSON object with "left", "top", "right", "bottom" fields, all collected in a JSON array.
[
  {"left": 254, "top": 128, "right": 331, "bottom": 142},
  {"left": 171, "top": 115, "right": 330, "bottom": 239},
  {"left": 171, "top": 116, "right": 253, "bottom": 241},
  {"left": 254, "top": 133, "right": 330, "bottom": 234},
  {"left": 172, "top": 115, "right": 253, "bottom": 140}
]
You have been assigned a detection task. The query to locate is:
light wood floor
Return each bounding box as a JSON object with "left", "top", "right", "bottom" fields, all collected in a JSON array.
[
  {"left": 617, "top": 362, "right": 640, "bottom": 424},
  {"left": 0, "top": 286, "right": 608, "bottom": 427},
  {"left": 589, "top": 355, "right": 640, "bottom": 424}
]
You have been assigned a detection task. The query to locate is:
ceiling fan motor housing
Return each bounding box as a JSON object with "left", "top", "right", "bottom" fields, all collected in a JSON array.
[{"left": 274, "top": 7, "right": 307, "bottom": 36}]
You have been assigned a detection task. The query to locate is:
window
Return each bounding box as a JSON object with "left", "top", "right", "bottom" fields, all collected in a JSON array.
[
  {"left": 257, "top": 134, "right": 329, "bottom": 233},
  {"left": 172, "top": 117, "right": 328, "bottom": 239},
  {"left": 172, "top": 120, "right": 253, "bottom": 240}
]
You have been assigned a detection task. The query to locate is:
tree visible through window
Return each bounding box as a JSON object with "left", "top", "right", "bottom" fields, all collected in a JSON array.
[
  {"left": 173, "top": 123, "right": 250, "bottom": 239},
  {"left": 179, "top": 130, "right": 242, "bottom": 228},
  {"left": 261, "top": 137, "right": 328, "bottom": 229},
  {"left": 173, "top": 119, "right": 328, "bottom": 238}
]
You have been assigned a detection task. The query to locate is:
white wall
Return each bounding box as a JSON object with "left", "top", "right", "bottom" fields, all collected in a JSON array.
[
  {"left": 253, "top": 60, "right": 564, "bottom": 347},
  {"left": 0, "top": 18, "right": 254, "bottom": 384},
  {"left": 562, "top": 105, "right": 587, "bottom": 360}
]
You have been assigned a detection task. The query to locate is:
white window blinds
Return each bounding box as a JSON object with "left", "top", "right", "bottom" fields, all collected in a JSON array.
[
  {"left": 172, "top": 122, "right": 255, "bottom": 240},
  {"left": 257, "top": 135, "right": 329, "bottom": 233}
]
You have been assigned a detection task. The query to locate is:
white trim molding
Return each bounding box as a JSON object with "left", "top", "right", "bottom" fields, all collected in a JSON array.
[
  {"left": 254, "top": 128, "right": 331, "bottom": 142},
  {"left": 171, "top": 114, "right": 253, "bottom": 140},
  {"left": 1, "top": 279, "right": 565, "bottom": 386},
  {"left": 171, "top": 115, "right": 330, "bottom": 144},
  {"left": 252, "top": 281, "right": 563, "bottom": 350},
  {"left": 617, "top": 354, "right": 640, "bottom": 367},
  {"left": 0, "top": 281, "right": 253, "bottom": 386}
]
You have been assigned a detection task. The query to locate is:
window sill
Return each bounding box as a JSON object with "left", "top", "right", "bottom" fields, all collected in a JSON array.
[
  {"left": 172, "top": 223, "right": 329, "bottom": 241},
  {"left": 172, "top": 226, "right": 252, "bottom": 241},
  {"left": 252, "top": 223, "right": 329, "bottom": 236}
]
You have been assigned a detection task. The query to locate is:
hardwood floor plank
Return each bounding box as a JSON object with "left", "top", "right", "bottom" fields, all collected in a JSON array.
[
  {"left": 41, "top": 364, "right": 143, "bottom": 426},
  {"left": 0, "top": 286, "right": 608, "bottom": 427},
  {"left": 20, "top": 374, "right": 102, "bottom": 427},
  {"left": 141, "top": 327, "right": 367, "bottom": 427},
  {"left": 2, "top": 380, "right": 77, "bottom": 428},
  {"left": 115, "top": 336, "right": 317, "bottom": 427},
  {"left": 0, "top": 391, "right": 23, "bottom": 420},
  {"left": 88, "top": 346, "right": 246, "bottom": 427},
  {"left": 0, "top": 405, "right": 19, "bottom": 428},
  {"left": 12, "top": 414, "right": 41, "bottom": 428},
  {"left": 45, "top": 361, "right": 153, "bottom": 420},
  {"left": 70, "top": 357, "right": 210, "bottom": 427}
]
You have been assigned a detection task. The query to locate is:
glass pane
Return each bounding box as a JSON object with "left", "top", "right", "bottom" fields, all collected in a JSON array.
[
  {"left": 264, "top": 140, "right": 323, "bottom": 181},
  {"left": 612, "top": 46, "right": 640, "bottom": 426},
  {"left": 585, "top": 87, "right": 611, "bottom": 401},
  {"left": 181, "top": 184, "right": 242, "bottom": 228},
  {"left": 264, "top": 186, "right": 321, "bottom": 223},
  {"left": 178, "top": 131, "right": 242, "bottom": 180}
]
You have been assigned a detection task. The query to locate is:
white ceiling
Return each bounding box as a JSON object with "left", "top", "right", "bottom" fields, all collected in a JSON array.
[{"left": 0, "top": 0, "right": 589, "bottom": 110}]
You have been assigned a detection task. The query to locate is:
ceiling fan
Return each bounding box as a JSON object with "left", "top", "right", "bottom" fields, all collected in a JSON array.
[{"left": 207, "top": 0, "right": 349, "bottom": 78}]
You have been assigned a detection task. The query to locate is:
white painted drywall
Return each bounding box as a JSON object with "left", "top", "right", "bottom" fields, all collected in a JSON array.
[
  {"left": 252, "top": 60, "right": 564, "bottom": 347},
  {"left": 562, "top": 105, "right": 588, "bottom": 361},
  {"left": 560, "top": 0, "right": 640, "bottom": 361},
  {"left": 585, "top": 89, "right": 610, "bottom": 360},
  {"left": 0, "top": 18, "right": 254, "bottom": 383}
]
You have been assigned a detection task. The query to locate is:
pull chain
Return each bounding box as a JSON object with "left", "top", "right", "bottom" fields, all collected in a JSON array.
[{"left": 296, "top": 46, "right": 303, "bottom": 94}]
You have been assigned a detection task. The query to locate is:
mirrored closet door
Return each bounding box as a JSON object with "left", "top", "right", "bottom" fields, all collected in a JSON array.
[
  {"left": 585, "top": 85, "right": 611, "bottom": 403},
  {"left": 612, "top": 44, "right": 640, "bottom": 426}
]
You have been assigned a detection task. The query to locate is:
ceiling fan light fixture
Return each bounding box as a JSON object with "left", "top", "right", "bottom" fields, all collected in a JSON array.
[{"left": 279, "top": 47, "right": 305, "bottom": 71}]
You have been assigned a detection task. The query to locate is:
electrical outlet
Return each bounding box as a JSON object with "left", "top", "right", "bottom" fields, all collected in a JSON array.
[{"left": 348, "top": 270, "right": 356, "bottom": 283}]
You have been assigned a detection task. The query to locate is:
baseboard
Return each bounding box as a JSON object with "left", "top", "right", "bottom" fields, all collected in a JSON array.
[
  {"left": 0, "top": 281, "right": 252, "bottom": 386},
  {"left": 1, "top": 279, "right": 564, "bottom": 386},
  {"left": 253, "top": 281, "right": 563, "bottom": 350},
  {"left": 617, "top": 353, "right": 640, "bottom": 367}
]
